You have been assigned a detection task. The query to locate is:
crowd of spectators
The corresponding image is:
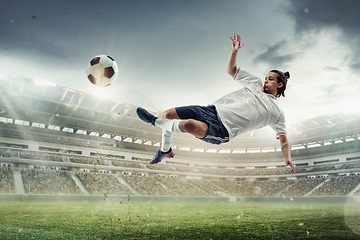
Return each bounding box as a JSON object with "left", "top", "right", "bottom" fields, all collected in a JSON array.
[
  {"left": 19, "top": 151, "right": 63, "bottom": 162},
  {"left": 90, "top": 153, "right": 125, "bottom": 161},
  {"left": 0, "top": 166, "right": 15, "bottom": 193},
  {"left": 111, "top": 161, "right": 144, "bottom": 169},
  {"left": 69, "top": 157, "right": 107, "bottom": 166},
  {"left": 132, "top": 157, "right": 151, "bottom": 162},
  {"left": 310, "top": 175, "right": 360, "bottom": 196},
  {"left": 154, "top": 176, "right": 211, "bottom": 196},
  {"left": 122, "top": 174, "right": 175, "bottom": 196},
  {"left": 0, "top": 149, "right": 10, "bottom": 158},
  {"left": 75, "top": 172, "right": 133, "bottom": 195},
  {"left": 145, "top": 164, "right": 176, "bottom": 172},
  {"left": 0, "top": 142, "right": 27, "bottom": 149},
  {"left": 2, "top": 142, "right": 360, "bottom": 197},
  {"left": 21, "top": 169, "right": 82, "bottom": 194},
  {"left": 282, "top": 178, "right": 326, "bottom": 196},
  {"left": 172, "top": 166, "right": 199, "bottom": 173},
  {"left": 296, "top": 165, "right": 336, "bottom": 173},
  {"left": 3, "top": 166, "right": 360, "bottom": 197},
  {"left": 3, "top": 143, "right": 360, "bottom": 178},
  {"left": 198, "top": 168, "right": 242, "bottom": 176},
  {"left": 188, "top": 178, "right": 223, "bottom": 196},
  {"left": 211, "top": 179, "right": 294, "bottom": 197},
  {"left": 198, "top": 167, "right": 292, "bottom": 176}
]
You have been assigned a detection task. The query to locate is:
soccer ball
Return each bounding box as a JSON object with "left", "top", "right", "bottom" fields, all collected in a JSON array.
[{"left": 86, "top": 55, "right": 118, "bottom": 87}]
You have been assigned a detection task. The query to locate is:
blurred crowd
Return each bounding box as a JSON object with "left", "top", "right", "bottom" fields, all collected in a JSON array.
[
  {"left": 3, "top": 146, "right": 360, "bottom": 176},
  {"left": 19, "top": 152, "right": 63, "bottom": 162},
  {"left": 310, "top": 175, "right": 360, "bottom": 196},
  {"left": 21, "top": 169, "right": 82, "bottom": 194},
  {"left": 2, "top": 146, "right": 360, "bottom": 197},
  {"left": 0, "top": 166, "right": 15, "bottom": 193},
  {"left": 75, "top": 172, "right": 133, "bottom": 195},
  {"left": 282, "top": 178, "right": 326, "bottom": 196},
  {"left": 69, "top": 157, "right": 107, "bottom": 166},
  {"left": 0, "top": 167, "right": 359, "bottom": 197}
]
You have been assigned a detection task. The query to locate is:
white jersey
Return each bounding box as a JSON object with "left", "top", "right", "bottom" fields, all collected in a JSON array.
[{"left": 213, "top": 68, "right": 287, "bottom": 140}]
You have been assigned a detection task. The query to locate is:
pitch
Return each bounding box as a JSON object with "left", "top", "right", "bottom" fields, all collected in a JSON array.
[{"left": 0, "top": 200, "right": 359, "bottom": 239}]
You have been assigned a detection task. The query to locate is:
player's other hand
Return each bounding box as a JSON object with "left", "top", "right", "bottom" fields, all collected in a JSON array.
[
  {"left": 286, "top": 159, "right": 295, "bottom": 174},
  {"left": 230, "top": 32, "right": 245, "bottom": 51}
]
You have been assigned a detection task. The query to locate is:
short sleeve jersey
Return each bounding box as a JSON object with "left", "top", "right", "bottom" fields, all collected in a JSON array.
[{"left": 213, "top": 68, "right": 287, "bottom": 140}]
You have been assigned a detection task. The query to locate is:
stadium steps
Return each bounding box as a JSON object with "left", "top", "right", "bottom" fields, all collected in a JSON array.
[
  {"left": 12, "top": 169, "right": 25, "bottom": 194},
  {"left": 305, "top": 177, "right": 332, "bottom": 196},
  {"left": 116, "top": 176, "right": 141, "bottom": 195},
  {"left": 211, "top": 181, "right": 235, "bottom": 196},
  {"left": 347, "top": 181, "right": 360, "bottom": 196},
  {"left": 70, "top": 173, "right": 90, "bottom": 195},
  {"left": 275, "top": 181, "right": 297, "bottom": 196},
  {"left": 187, "top": 181, "right": 210, "bottom": 196},
  {"left": 157, "top": 181, "right": 179, "bottom": 196}
]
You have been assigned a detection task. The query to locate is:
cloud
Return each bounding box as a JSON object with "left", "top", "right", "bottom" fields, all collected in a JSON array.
[
  {"left": 286, "top": 0, "right": 360, "bottom": 34},
  {"left": 349, "top": 62, "right": 360, "bottom": 73},
  {"left": 284, "top": 0, "right": 360, "bottom": 73},
  {"left": 252, "top": 40, "right": 299, "bottom": 68},
  {"left": 324, "top": 66, "right": 340, "bottom": 72}
]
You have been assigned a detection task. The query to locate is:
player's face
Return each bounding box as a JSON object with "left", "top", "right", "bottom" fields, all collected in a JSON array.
[{"left": 263, "top": 72, "right": 283, "bottom": 97}]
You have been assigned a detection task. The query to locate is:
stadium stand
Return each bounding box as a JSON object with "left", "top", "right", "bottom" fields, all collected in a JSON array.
[
  {"left": 282, "top": 178, "right": 326, "bottom": 196},
  {"left": 75, "top": 172, "right": 133, "bottom": 195},
  {"left": 0, "top": 166, "right": 15, "bottom": 193},
  {"left": 1, "top": 79, "right": 360, "bottom": 199},
  {"left": 69, "top": 156, "right": 107, "bottom": 165},
  {"left": 21, "top": 169, "right": 82, "bottom": 194},
  {"left": 310, "top": 175, "right": 360, "bottom": 196}
]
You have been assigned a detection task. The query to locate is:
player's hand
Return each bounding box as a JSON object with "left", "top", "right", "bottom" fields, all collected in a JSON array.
[
  {"left": 286, "top": 159, "right": 295, "bottom": 174},
  {"left": 230, "top": 32, "right": 245, "bottom": 51}
]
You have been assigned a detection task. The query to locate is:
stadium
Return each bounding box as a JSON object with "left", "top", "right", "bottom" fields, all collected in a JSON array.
[
  {"left": 1, "top": 77, "right": 360, "bottom": 239},
  {"left": 2, "top": 0, "right": 360, "bottom": 238}
]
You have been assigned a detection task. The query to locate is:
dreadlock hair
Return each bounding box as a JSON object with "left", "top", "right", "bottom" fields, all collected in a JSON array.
[{"left": 270, "top": 70, "right": 290, "bottom": 97}]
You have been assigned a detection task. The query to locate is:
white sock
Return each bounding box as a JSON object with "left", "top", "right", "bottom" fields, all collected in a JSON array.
[
  {"left": 155, "top": 119, "right": 183, "bottom": 133},
  {"left": 161, "top": 129, "right": 173, "bottom": 152}
]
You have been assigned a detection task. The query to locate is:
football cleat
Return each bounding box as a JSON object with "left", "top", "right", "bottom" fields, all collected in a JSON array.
[
  {"left": 136, "top": 107, "right": 158, "bottom": 126},
  {"left": 150, "top": 148, "right": 175, "bottom": 164}
]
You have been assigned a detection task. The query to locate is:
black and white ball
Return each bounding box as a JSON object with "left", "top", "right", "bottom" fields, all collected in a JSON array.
[{"left": 86, "top": 55, "right": 118, "bottom": 87}]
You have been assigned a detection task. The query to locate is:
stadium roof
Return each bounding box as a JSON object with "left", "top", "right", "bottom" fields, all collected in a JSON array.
[{"left": 0, "top": 76, "right": 359, "bottom": 153}]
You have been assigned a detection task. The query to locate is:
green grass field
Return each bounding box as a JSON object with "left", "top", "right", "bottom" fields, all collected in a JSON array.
[{"left": 0, "top": 200, "right": 360, "bottom": 239}]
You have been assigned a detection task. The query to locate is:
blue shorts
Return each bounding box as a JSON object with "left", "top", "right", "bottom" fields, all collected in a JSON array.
[{"left": 175, "top": 105, "right": 229, "bottom": 145}]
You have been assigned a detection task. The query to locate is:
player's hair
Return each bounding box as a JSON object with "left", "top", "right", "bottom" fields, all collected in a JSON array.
[{"left": 270, "top": 70, "right": 290, "bottom": 97}]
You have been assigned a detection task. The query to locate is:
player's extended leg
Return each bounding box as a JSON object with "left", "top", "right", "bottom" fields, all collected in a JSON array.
[
  {"left": 163, "top": 108, "right": 209, "bottom": 138},
  {"left": 136, "top": 107, "right": 209, "bottom": 164},
  {"left": 136, "top": 107, "right": 176, "bottom": 164},
  {"left": 137, "top": 107, "right": 209, "bottom": 139}
]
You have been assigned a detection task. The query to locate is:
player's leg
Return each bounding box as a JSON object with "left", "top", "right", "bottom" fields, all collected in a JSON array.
[
  {"left": 136, "top": 107, "right": 178, "bottom": 164},
  {"left": 136, "top": 107, "right": 209, "bottom": 164},
  {"left": 137, "top": 107, "right": 208, "bottom": 138},
  {"left": 163, "top": 108, "right": 208, "bottom": 138}
]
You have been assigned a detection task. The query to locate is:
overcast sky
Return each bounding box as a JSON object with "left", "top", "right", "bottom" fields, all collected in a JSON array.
[{"left": 1, "top": 0, "right": 360, "bottom": 126}]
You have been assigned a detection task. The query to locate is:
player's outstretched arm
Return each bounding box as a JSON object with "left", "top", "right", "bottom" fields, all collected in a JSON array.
[
  {"left": 227, "top": 32, "right": 245, "bottom": 77},
  {"left": 279, "top": 135, "right": 295, "bottom": 174}
]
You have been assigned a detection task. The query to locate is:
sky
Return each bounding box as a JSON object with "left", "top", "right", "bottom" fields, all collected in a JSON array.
[{"left": 1, "top": 0, "right": 360, "bottom": 126}]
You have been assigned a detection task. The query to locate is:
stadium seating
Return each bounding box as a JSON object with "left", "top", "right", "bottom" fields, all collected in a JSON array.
[
  {"left": 75, "top": 172, "right": 133, "bottom": 195},
  {"left": 21, "top": 169, "right": 82, "bottom": 194},
  {"left": 310, "top": 175, "right": 360, "bottom": 196},
  {"left": 0, "top": 166, "right": 15, "bottom": 193},
  {"left": 1, "top": 141, "right": 360, "bottom": 197}
]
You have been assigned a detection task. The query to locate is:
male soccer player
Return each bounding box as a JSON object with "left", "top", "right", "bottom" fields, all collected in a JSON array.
[{"left": 137, "top": 33, "right": 295, "bottom": 174}]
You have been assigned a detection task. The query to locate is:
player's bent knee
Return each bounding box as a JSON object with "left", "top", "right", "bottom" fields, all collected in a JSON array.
[
  {"left": 183, "top": 119, "right": 208, "bottom": 138},
  {"left": 163, "top": 108, "right": 179, "bottom": 120}
]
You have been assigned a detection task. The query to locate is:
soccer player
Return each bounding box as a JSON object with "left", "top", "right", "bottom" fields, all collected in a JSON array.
[{"left": 137, "top": 33, "right": 295, "bottom": 174}]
